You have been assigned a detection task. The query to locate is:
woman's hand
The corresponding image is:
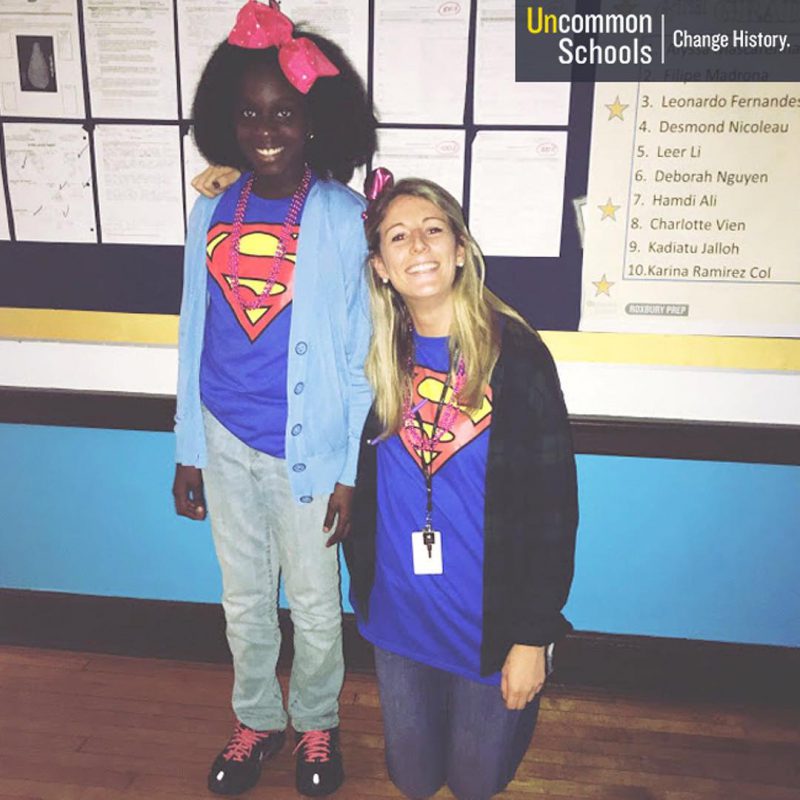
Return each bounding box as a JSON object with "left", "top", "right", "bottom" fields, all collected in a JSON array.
[
  {"left": 501, "top": 644, "right": 546, "bottom": 710},
  {"left": 323, "top": 482, "right": 354, "bottom": 547},
  {"left": 172, "top": 465, "right": 207, "bottom": 520},
  {"left": 191, "top": 165, "right": 241, "bottom": 198}
]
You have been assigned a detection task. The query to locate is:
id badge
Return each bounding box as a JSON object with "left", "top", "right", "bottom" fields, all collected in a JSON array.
[{"left": 411, "top": 529, "right": 443, "bottom": 575}]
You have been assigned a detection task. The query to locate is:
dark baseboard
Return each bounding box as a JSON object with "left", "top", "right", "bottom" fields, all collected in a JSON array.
[
  {"left": 0, "top": 388, "right": 176, "bottom": 434},
  {"left": 2, "top": 387, "right": 798, "bottom": 464},
  {"left": 0, "top": 589, "right": 372, "bottom": 673},
  {"left": 552, "top": 631, "right": 800, "bottom": 707},
  {"left": 1, "top": 589, "right": 797, "bottom": 706}
]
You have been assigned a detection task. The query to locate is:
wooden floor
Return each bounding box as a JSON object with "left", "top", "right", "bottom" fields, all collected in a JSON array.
[{"left": 1, "top": 646, "right": 798, "bottom": 800}]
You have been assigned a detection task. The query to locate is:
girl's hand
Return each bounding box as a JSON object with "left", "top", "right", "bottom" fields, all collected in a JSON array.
[
  {"left": 501, "top": 644, "right": 546, "bottom": 710},
  {"left": 172, "top": 465, "right": 207, "bottom": 520},
  {"left": 323, "top": 483, "right": 354, "bottom": 547},
  {"left": 191, "top": 165, "right": 241, "bottom": 198}
]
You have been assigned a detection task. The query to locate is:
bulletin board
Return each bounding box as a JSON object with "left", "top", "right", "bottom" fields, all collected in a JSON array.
[{"left": 0, "top": 0, "right": 798, "bottom": 418}]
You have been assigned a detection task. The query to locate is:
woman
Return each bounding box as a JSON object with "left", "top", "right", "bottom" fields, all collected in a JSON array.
[
  {"left": 344, "top": 173, "right": 578, "bottom": 800},
  {"left": 173, "top": 1, "right": 376, "bottom": 795}
]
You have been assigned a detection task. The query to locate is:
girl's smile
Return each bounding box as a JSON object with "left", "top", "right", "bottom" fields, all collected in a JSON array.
[{"left": 254, "top": 146, "right": 285, "bottom": 160}]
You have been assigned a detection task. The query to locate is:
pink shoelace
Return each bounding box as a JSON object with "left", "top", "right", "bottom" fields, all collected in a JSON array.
[
  {"left": 293, "top": 730, "right": 331, "bottom": 763},
  {"left": 223, "top": 722, "right": 273, "bottom": 762}
]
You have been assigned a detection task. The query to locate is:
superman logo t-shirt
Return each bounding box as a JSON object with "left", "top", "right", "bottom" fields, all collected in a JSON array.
[
  {"left": 200, "top": 173, "right": 314, "bottom": 457},
  {"left": 357, "top": 332, "right": 499, "bottom": 685}
]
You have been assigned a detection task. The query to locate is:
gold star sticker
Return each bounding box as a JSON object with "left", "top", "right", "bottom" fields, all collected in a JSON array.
[
  {"left": 592, "top": 274, "right": 615, "bottom": 296},
  {"left": 598, "top": 198, "right": 620, "bottom": 220},
  {"left": 605, "top": 95, "right": 628, "bottom": 121}
]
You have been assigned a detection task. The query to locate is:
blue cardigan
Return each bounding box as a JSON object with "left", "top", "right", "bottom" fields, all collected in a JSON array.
[{"left": 175, "top": 177, "right": 372, "bottom": 503}]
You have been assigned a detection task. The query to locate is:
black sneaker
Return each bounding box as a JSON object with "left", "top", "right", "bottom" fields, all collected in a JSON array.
[
  {"left": 207, "top": 720, "right": 285, "bottom": 795},
  {"left": 293, "top": 727, "right": 344, "bottom": 797}
]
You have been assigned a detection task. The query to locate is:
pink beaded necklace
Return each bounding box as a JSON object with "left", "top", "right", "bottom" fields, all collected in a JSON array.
[
  {"left": 401, "top": 333, "right": 467, "bottom": 452},
  {"left": 227, "top": 166, "right": 312, "bottom": 310}
]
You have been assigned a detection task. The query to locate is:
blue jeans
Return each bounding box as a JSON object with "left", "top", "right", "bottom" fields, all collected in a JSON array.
[
  {"left": 203, "top": 408, "right": 343, "bottom": 732},
  {"left": 374, "top": 646, "right": 540, "bottom": 800}
]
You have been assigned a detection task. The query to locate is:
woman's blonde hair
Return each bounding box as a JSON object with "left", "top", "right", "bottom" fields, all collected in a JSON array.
[{"left": 363, "top": 177, "right": 531, "bottom": 435}]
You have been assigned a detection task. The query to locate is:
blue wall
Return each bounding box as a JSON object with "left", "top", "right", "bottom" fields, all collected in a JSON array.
[{"left": 1, "top": 423, "right": 798, "bottom": 647}]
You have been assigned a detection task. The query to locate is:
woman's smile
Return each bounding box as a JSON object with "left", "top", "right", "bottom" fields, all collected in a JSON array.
[{"left": 406, "top": 261, "right": 439, "bottom": 275}]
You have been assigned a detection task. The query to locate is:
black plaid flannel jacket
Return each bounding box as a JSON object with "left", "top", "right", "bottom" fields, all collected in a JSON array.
[{"left": 344, "top": 318, "right": 579, "bottom": 676}]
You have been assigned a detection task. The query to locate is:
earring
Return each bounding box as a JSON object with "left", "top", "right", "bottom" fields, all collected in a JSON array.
[
  {"left": 307, "top": 131, "right": 315, "bottom": 140},
  {"left": 456, "top": 262, "right": 464, "bottom": 268},
  {"left": 381, "top": 277, "right": 389, "bottom": 285}
]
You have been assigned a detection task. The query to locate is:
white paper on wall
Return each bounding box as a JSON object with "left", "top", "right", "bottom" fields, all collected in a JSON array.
[
  {"left": 0, "top": 0, "right": 85, "bottom": 118},
  {"left": 469, "top": 130, "right": 567, "bottom": 257},
  {"left": 473, "top": 0, "right": 571, "bottom": 126},
  {"left": 0, "top": 180, "right": 9, "bottom": 240},
  {"left": 4, "top": 121, "right": 96, "bottom": 242},
  {"left": 83, "top": 0, "right": 178, "bottom": 119},
  {"left": 176, "top": 0, "right": 240, "bottom": 119},
  {"left": 373, "top": 0, "right": 470, "bottom": 124},
  {"left": 348, "top": 163, "right": 366, "bottom": 196},
  {"left": 94, "top": 124, "right": 184, "bottom": 245},
  {"left": 375, "top": 128, "right": 466, "bottom": 204}
]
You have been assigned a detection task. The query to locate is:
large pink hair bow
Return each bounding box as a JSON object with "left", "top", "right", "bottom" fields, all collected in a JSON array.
[{"left": 227, "top": 0, "right": 339, "bottom": 94}]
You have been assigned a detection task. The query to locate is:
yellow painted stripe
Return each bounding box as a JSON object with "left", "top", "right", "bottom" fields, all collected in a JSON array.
[
  {"left": 0, "top": 307, "right": 797, "bottom": 371},
  {"left": 540, "top": 331, "right": 800, "bottom": 372},
  {"left": 0, "top": 308, "right": 178, "bottom": 346}
]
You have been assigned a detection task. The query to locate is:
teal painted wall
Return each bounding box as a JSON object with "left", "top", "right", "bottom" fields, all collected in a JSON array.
[{"left": 1, "top": 423, "right": 798, "bottom": 647}]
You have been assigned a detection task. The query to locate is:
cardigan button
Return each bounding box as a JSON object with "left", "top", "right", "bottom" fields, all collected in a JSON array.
[
  {"left": 300, "top": 495, "right": 313, "bottom": 504},
  {"left": 295, "top": 341, "right": 308, "bottom": 355},
  {"left": 294, "top": 382, "right": 304, "bottom": 395},
  {"left": 291, "top": 424, "right": 303, "bottom": 436}
]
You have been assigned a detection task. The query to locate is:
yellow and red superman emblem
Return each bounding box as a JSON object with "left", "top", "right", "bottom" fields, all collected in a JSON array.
[
  {"left": 400, "top": 366, "right": 493, "bottom": 476},
  {"left": 206, "top": 221, "right": 298, "bottom": 342}
]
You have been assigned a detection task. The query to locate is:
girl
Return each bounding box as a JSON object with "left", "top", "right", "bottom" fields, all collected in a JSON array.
[
  {"left": 345, "top": 173, "right": 578, "bottom": 800},
  {"left": 173, "top": 2, "right": 376, "bottom": 796}
]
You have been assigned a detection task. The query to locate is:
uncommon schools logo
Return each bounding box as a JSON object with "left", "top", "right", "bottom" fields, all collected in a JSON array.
[
  {"left": 400, "top": 366, "right": 493, "bottom": 476},
  {"left": 206, "top": 221, "right": 298, "bottom": 342}
]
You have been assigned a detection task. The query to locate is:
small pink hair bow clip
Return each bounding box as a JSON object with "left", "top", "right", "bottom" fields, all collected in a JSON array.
[
  {"left": 227, "top": 0, "right": 339, "bottom": 94},
  {"left": 362, "top": 167, "right": 394, "bottom": 220}
]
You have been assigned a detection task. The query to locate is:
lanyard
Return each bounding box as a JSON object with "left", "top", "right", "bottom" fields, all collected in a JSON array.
[{"left": 413, "top": 364, "right": 456, "bottom": 532}]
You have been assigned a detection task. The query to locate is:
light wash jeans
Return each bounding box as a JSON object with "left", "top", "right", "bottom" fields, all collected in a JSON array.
[
  {"left": 202, "top": 407, "right": 344, "bottom": 732},
  {"left": 374, "top": 646, "right": 540, "bottom": 800}
]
